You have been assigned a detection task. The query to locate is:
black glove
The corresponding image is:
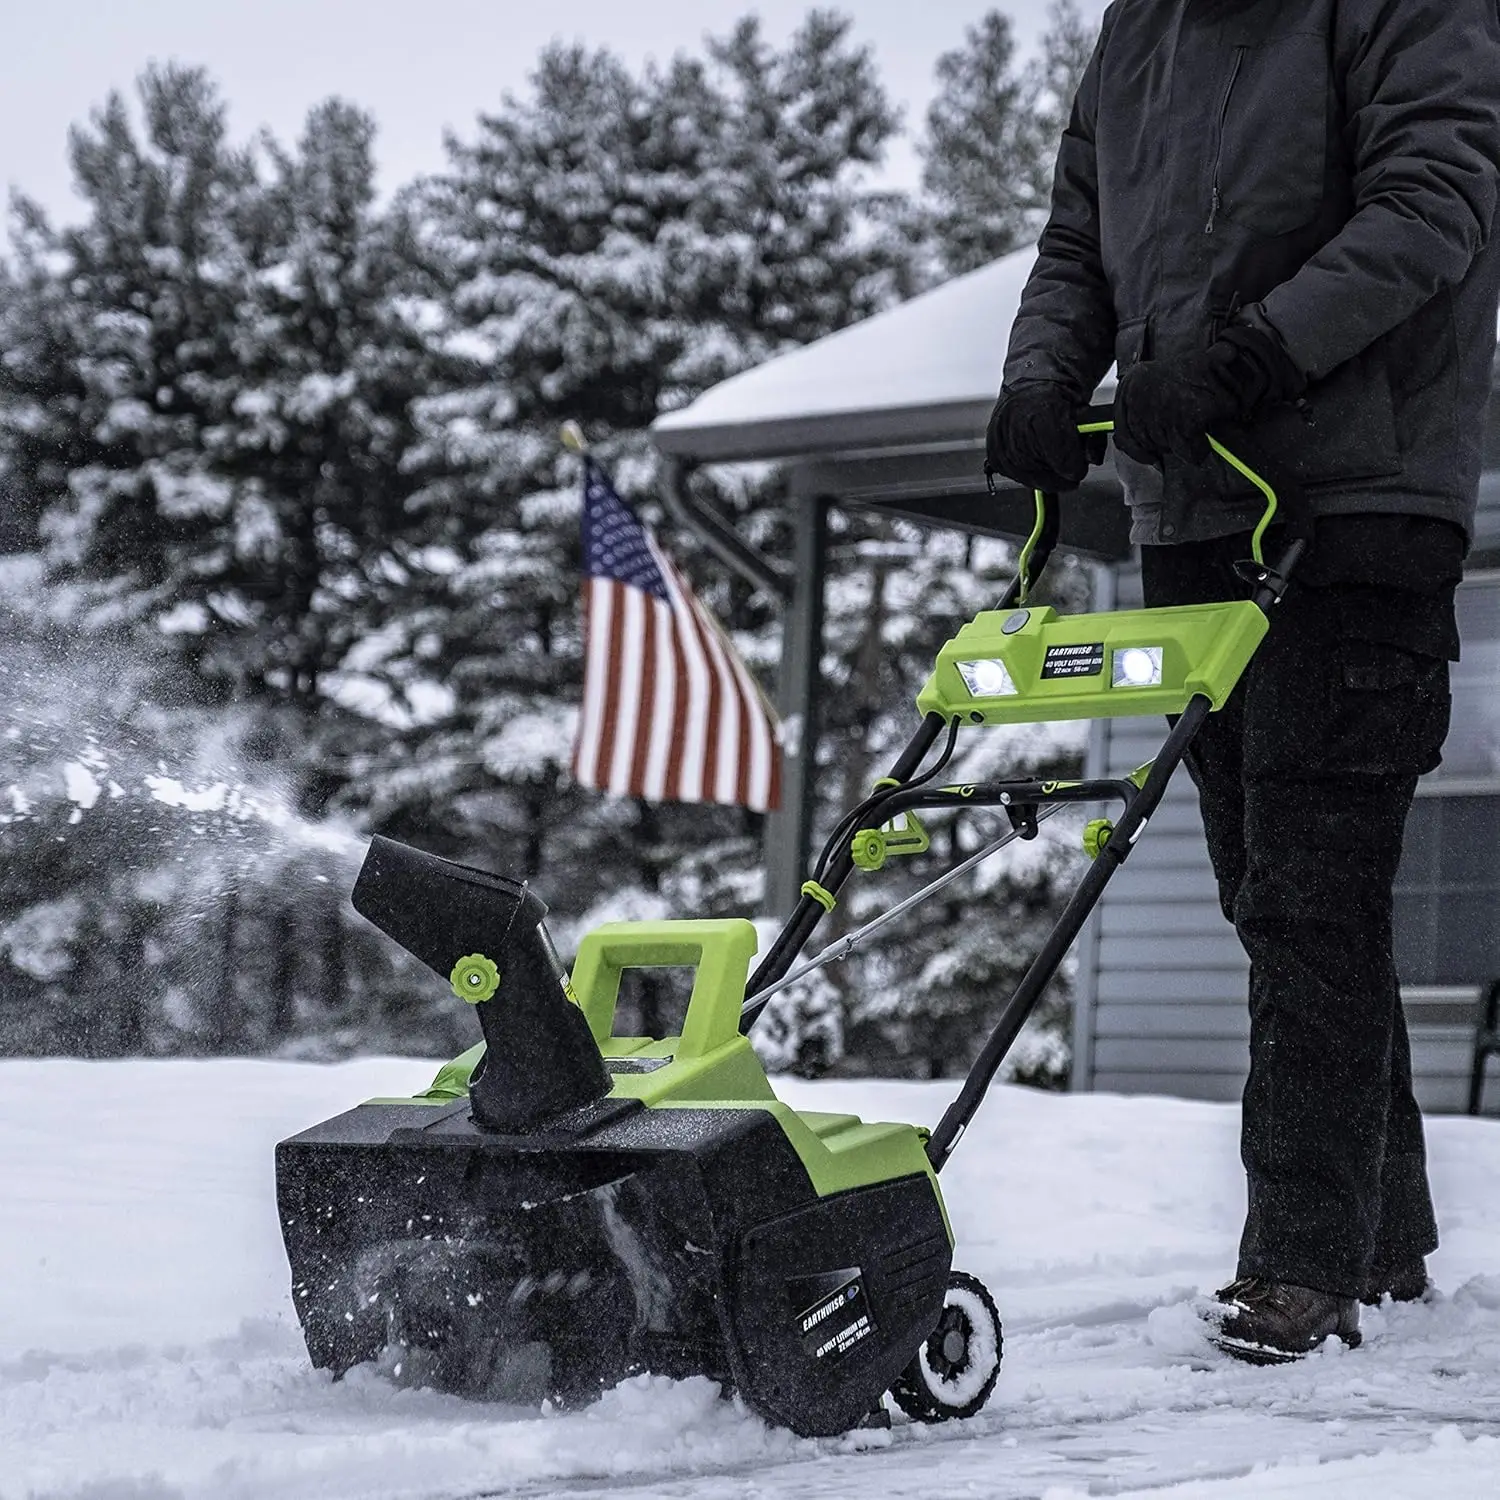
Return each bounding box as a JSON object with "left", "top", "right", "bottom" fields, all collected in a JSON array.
[
  {"left": 985, "top": 383, "right": 1091, "bottom": 494},
  {"left": 1113, "top": 322, "right": 1305, "bottom": 467}
]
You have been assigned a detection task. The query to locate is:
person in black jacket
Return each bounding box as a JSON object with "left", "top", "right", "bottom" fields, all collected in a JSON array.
[{"left": 988, "top": 0, "right": 1500, "bottom": 1362}]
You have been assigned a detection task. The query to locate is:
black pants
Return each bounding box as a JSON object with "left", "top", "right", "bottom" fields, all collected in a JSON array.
[{"left": 1141, "top": 523, "right": 1458, "bottom": 1296}]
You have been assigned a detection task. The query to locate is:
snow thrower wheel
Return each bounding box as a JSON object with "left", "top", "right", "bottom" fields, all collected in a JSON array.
[{"left": 890, "top": 1270, "right": 1002, "bottom": 1423}]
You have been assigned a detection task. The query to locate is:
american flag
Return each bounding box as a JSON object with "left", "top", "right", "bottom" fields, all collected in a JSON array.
[{"left": 572, "top": 458, "right": 782, "bottom": 812}]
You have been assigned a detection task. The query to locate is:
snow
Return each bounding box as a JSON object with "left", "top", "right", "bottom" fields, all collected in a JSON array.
[
  {"left": 59, "top": 762, "right": 102, "bottom": 818},
  {"left": 653, "top": 247, "right": 1048, "bottom": 437},
  {"left": 3, "top": 1060, "right": 1500, "bottom": 1499}
]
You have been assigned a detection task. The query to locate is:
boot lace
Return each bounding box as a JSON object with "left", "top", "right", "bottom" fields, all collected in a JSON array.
[{"left": 1216, "top": 1276, "right": 1283, "bottom": 1309}]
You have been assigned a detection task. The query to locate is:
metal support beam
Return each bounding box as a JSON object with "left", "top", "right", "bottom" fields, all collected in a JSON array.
[
  {"left": 764, "top": 492, "right": 828, "bottom": 917},
  {"left": 659, "top": 458, "right": 792, "bottom": 602},
  {"left": 796, "top": 447, "right": 1132, "bottom": 561}
]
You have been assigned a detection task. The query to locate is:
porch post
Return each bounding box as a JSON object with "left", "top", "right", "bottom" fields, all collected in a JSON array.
[{"left": 765, "top": 489, "right": 828, "bottom": 916}]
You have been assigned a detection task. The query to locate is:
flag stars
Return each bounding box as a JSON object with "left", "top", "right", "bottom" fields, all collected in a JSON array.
[{"left": 583, "top": 489, "right": 669, "bottom": 600}]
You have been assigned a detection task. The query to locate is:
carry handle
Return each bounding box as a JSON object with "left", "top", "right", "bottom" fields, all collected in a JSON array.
[
  {"left": 569, "top": 918, "right": 759, "bottom": 1059},
  {"left": 1007, "top": 405, "right": 1308, "bottom": 607}
]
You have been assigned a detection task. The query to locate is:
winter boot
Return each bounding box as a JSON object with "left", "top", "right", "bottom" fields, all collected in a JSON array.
[
  {"left": 1360, "top": 1257, "right": 1432, "bottom": 1307},
  {"left": 1209, "top": 1277, "right": 1361, "bottom": 1364}
]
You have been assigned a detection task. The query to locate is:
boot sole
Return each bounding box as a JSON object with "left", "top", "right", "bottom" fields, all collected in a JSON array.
[{"left": 1212, "top": 1328, "right": 1362, "bottom": 1366}]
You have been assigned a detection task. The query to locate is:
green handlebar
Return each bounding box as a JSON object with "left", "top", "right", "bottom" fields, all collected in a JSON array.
[
  {"left": 1206, "top": 434, "right": 1281, "bottom": 570},
  {"left": 1018, "top": 421, "right": 1282, "bottom": 606}
]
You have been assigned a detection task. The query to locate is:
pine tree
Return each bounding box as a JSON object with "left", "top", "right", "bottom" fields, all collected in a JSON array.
[
  {"left": 921, "top": 1, "right": 1099, "bottom": 276},
  {"left": 1031, "top": 0, "right": 1098, "bottom": 146},
  {"left": 13, "top": 66, "right": 263, "bottom": 638},
  {"left": 675, "top": 11, "right": 913, "bottom": 376},
  {"left": 202, "top": 98, "right": 444, "bottom": 808},
  {"left": 0, "top": 71, "right": 467, "bottom": 1058},
  {"left": 0, "top": 67, "right": 255, "bottom": 1054},
  {"left": 371, "top": 16, "right": 912, "bottom": 959}
]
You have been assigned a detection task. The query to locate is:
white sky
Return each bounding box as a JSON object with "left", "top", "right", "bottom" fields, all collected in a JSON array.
[{"left": 3, "top": 1, "right": 1082, "bottom": 225}]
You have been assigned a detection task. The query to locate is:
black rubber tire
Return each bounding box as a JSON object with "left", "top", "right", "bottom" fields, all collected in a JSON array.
[{"left": 890, "top": 1269, "right": 1003, "bottom": 1423}]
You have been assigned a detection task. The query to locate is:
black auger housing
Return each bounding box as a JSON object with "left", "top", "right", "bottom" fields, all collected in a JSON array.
[{"left": 277, "top": 840, "right": 954, "bottom": 1436}]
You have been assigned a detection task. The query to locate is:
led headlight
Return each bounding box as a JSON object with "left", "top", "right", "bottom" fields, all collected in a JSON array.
[
  {"left": 957, "top": 658, "right": 1018, "bottom": 697},
  {"left": 1112, "top": 645, "right": 1163, "bottom": 688}
]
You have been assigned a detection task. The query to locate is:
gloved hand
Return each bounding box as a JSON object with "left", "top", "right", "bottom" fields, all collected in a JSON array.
[
  {"left": 1113, "top": 321, "right": 1305, "bottom": 467},
  {"left": 985, "top": 383, "right": 1091, "bottom": 494}
]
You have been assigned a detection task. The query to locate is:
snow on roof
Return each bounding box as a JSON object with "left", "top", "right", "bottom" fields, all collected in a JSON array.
[
  {"left": 653, "top": 247, "right": 1047, "bottom": 462},
  {"left": 653, "top": 241, "right": 1500, "bottom": 466}
]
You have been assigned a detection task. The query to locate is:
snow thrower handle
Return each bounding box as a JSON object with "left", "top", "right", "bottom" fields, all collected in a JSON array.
[
  {"left": 1008, "top": 405, "right": 1311, "bottom": 609},
  {"left": 745, "top": 416, "right": 1310, "bottom": 1046},
  {"left": 571, "top": 919, "right": 759, "bottom": 1059}
]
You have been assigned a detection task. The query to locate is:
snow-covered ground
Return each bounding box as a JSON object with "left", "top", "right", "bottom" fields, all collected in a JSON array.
[{"left": 3, "top": 1059, "right": 1498, "bottom": 1500}]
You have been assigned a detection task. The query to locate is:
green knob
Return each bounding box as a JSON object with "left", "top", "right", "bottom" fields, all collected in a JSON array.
[
  {"left": 1082, "top": 819, "right": 1114, "bottom": 860},
  {"left": 450, "top": 953, "right": 501, "bottom": 1003},
  {"left": 851, "top": 828, "right": 887, "bottom": 871}
]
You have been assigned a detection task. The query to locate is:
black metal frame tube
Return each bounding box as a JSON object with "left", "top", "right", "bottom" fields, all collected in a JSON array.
[
  {"left": 872, "top": 777, "right": 1142, "bottom": 820},
  {"left": 923, "top": 694, "right": 1214, "bottom": 1170},
  {"left": 741, "top": 710, "right": 949, "bottom": 1025}
]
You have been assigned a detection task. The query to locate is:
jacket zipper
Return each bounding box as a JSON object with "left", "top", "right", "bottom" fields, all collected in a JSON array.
[{"left": 1206, "top": 46, "right": 1248, "bottom": 235}]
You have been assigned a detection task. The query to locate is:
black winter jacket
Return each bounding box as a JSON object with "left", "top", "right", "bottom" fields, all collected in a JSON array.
[{"left": 1003, "top": 0, "right": 1500, "bottom": 544}]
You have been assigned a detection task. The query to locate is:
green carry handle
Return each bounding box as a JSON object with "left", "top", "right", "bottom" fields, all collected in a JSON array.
[{"left": 570, "top": 918, "right": 759, "bottom": 1060}]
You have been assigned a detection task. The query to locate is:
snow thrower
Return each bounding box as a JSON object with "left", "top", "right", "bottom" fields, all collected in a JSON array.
[{"left": 276, "top": 412, "right": 1307, "bottom": 1436}]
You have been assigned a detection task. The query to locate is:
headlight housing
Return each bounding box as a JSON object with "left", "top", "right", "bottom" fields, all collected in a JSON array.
[
  {"left": 956, "top": 658, "right": 1018, "bottom": 697},
  {"left": 1111, "top": 646, "right": 1163, "bottom": 688}
]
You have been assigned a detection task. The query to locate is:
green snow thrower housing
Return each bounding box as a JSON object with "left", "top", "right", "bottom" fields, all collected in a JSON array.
[{"left": 277, "top": 410, "right": 1308, "bottom": 1436}]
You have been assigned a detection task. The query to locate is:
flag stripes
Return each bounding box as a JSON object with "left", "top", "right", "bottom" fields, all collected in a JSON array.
[{"left": 572, "top": 459, "right": 781, "bottom": 813}]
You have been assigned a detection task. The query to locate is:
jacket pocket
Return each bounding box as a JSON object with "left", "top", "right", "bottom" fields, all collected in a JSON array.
[
  {"left": 1256, "top": 344, "right": 1403, "bottom": 486},
  {"left": 1213, "top": 33, "right": 1328, "bottom": 238}
]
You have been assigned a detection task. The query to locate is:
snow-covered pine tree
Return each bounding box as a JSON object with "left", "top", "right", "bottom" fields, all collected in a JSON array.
[
  {"left": 0, "top": 67, "right": 264, "bottom": 1054},
  {"left": 921, "top": 1, "right": 1100, "bottom": 276},
  {"left": 921, "top": 10, "right": 1040, "bottom": 277},
  {"left": 189, "top": 96, "right": 472, "bottom": 1054},
  {"left": 1030, "top": 0, "right": 1099, "bottom": 141},
  {"left": 361, "top": 41, "right": 680, "bottom": 917},
  {"left": 12, "top": 66, "right": 262, "bottom": 638},
  {"left": 203, "top": 98, "right": 444, "bottom": 799},
  {"left": 374, "top": 17, "right": 912, "bottom": 1010},
  {"left": 0, "top": 254, "right": 61, "bottom": 555},
  {"left": 0, "top": 73, "right": 470, "bottom": 1059},
  {"left": 670, "top": 11, "right": 913, "bottom": 377}
]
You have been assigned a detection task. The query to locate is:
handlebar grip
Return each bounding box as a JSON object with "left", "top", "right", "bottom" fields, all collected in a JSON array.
[
  {"left": 570, "top": 918, "right": 758, "bottom": 1058},
  {"left": 1070, "top": 407, "right": 1311, "bottom": 552},
  {"left": 1000, "top": 405, "right": 1308, "bottom": 602}
]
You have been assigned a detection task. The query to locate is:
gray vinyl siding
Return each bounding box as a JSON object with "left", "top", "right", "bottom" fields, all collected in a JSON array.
[{"left": 1072, "top": 564, "right": 1499, "bottom": 1114}]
